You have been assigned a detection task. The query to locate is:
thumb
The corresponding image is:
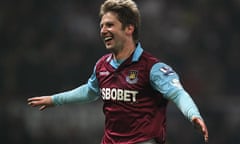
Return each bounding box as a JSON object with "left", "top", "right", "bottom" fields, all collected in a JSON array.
[{"left": 39, "top": 105, "right": 47, "bottom": 111}]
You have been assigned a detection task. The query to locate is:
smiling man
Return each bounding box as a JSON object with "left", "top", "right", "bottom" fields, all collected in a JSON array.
[{"left": 28, "top": 0, "right": 208, "bottom": 143}]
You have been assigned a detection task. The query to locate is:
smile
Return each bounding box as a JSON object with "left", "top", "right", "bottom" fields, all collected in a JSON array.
[{"left": 104, "top": 36, "right": 113, "bottom": 42}]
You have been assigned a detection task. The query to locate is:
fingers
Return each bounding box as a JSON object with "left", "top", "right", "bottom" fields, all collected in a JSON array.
[
  {"left": 27, "top": 96, "right": 53, "bottom": 110},
  {"left": 199, "top": 122, "right": 208, "bottom": 143},
  {"left": 202, "top": 125, "right": 208, "bottom": 143},
  {"left": 192, "top": 117, "right": 209, "bottom": 143},
  {"left": 39, "top": 105, "right": 47, "bottom": 111},
  {"left": 27, "top": 97, "right": 43, "bottom": 107},
  {"left": 28, "top": 97, "right": 43, "bottom": 101}
]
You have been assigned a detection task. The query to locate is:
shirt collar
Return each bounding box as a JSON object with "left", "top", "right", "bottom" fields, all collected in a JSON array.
[
  {"left": 108, "top": 42, "right": 143, "bottom": 68},
  {"left": 132, "top": 42, "right": 143, "bottom": 62}
]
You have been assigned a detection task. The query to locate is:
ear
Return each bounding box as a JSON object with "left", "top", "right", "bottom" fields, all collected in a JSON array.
[{"left": 125, "top": 25, "right": 134, "bottom": 35}]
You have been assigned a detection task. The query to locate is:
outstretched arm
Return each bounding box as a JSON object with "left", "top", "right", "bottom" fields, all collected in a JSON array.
[
  {"left": 150, "top": 62, "right": 208, "bottom": 143},
  {"left": 28, "top": 83, "right": 99, "bottom": 111}
]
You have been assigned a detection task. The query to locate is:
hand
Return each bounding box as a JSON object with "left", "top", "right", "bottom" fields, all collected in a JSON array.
[
  {"left": 28, "top": 96, "right": 54, "bottom": 111},
  {"left": 192, "top": 117, "right": 209, "bottom": 143}
]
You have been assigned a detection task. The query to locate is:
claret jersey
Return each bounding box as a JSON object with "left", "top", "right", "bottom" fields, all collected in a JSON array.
[
  {"left": 95, "top": 43, "right": 168, "bottom": 144},
  {"left": 52, "top": 43, "right": 202, "bottom": 143}
]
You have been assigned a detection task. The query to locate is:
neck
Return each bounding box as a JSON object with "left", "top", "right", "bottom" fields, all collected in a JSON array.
[{"left": 113, "top": 42, "right": 136, "bottom": 61}]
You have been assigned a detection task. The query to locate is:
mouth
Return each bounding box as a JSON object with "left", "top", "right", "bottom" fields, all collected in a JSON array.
[{"left": 104, "top": 36, "right": 113, "bottom": 43}]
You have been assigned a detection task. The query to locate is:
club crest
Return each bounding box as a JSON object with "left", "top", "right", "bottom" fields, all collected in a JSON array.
[{"left": 126, "top": 70, "right": 138, "bottom": 84}]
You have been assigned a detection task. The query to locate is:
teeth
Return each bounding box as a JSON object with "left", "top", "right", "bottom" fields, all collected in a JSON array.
[{"left": 104, "top": 37, "right": 112, "bottom": 41}]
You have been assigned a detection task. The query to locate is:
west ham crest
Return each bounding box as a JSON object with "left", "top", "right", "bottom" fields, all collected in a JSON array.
[{"left": 126, "top": 70, "right": 138, "bottom": 84}]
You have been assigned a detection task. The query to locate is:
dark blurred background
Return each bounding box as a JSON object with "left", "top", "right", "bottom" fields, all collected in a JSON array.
[{"left": 0, "top": 0, "right": 240, "bottom": 143}]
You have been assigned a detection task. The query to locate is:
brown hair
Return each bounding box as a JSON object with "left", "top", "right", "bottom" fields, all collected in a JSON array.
[{"left": 99, "top": 0, "right": 141, "bottom": 43}]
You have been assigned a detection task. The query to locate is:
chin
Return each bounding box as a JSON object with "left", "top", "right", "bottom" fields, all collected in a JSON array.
[{"left": 105, "top": 44, "right": 114, "bottom": 50}]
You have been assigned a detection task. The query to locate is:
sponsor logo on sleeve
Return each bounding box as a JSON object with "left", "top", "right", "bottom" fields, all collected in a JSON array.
[{"left": 160, "top": 66, "right": 175, "bottom": 75}]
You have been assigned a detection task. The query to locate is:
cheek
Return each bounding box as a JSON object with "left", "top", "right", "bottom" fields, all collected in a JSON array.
[{"left": 118, "top": 32, "right": 128, "bottom": 41}]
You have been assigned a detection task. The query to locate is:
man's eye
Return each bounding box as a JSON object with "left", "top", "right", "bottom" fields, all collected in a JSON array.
[{"left": 106, "top": 23, "right": 113, "bottom": 27}]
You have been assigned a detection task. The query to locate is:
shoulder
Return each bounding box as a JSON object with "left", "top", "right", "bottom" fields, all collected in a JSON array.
[
  {"left": 140, "top": 50, "right": 160, "bottom": 66},
  {"left": 96, "top": 53, "right": 112, "bottom": 66}
]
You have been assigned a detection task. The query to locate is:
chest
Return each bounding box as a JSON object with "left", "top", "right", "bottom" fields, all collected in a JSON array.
[{"left": 96, "top": 62, "right": 149, "bottom": 91}]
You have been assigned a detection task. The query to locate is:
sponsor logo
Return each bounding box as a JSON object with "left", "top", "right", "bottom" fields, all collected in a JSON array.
[
  {"left": 126, "top": 70, "right": 138, "bottom": 84},
  {"left": 100, "top": 88, "right": 138, "bottom": 102},
  {"left": 160, "top": 66, "right": 174, "bottom": 75}
]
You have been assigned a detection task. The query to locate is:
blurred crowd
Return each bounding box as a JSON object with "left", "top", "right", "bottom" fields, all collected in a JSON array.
[{"left": 0, "top": 0, "right": 239, "bottom": 143}]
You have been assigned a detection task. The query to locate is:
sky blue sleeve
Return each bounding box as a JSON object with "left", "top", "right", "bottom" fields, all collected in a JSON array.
[
  {"left": 52, "top": 66, "right": 100, "bottom": 105},
  {"left": 150, "top": 62, "right": 202, "bottom": 121}
]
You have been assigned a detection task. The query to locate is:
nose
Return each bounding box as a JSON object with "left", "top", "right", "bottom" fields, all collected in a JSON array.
[{"left": 100, "top": 25, "right": 107, "bottom": 35}]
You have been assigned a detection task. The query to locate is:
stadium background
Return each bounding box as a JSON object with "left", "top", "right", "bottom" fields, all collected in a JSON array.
[{"left": 0, "top": 0, "right": 239, "bottom": 143}]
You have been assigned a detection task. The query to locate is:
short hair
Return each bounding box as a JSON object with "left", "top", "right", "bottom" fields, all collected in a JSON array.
[{"left": 99, "top": 0, "right": 141, "bottom": 43}]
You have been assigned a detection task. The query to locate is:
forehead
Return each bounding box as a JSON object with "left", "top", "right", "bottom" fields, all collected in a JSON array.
[{"left": 100, "top": 12, "right": 120, "bottom": 25}]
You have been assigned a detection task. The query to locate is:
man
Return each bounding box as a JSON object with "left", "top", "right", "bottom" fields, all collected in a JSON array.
[{"left": 28, "top": 0, "right": 208, "bottom": 143}]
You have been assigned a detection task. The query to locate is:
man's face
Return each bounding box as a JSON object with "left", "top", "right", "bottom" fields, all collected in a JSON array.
[{"left": 100, "top": 12, "right": 127, "bottom": 53}]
